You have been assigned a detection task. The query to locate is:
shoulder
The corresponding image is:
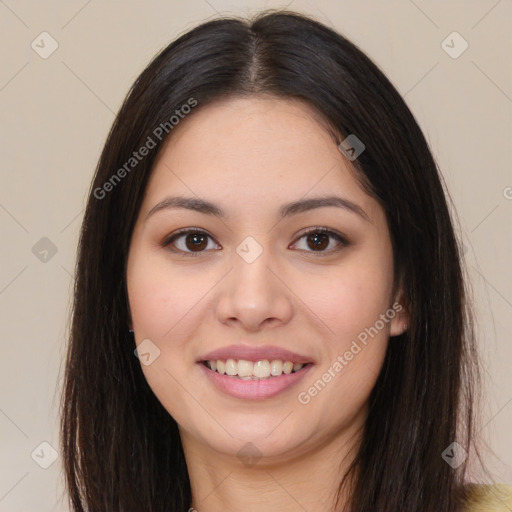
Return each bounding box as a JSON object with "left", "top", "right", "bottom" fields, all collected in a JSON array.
[{"left": 462, "top": 483, "right": 512, "bottom": 511}]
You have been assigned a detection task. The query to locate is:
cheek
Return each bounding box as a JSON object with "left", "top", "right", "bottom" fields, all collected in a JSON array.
[
  {"left": 296, "top": 256, "right": 394, "bottom": 348},
  {"left": 127, "top": 252, "right": 212, "bottom": 339},
  {"left": 296, "top": 247, "right": 394, "bottom": 416},
  {"left": 295, "top": 262, "right": 393, "bottom": 427},
  {"left": 127, "top": 255, "right": 212, "bottom": 423}
]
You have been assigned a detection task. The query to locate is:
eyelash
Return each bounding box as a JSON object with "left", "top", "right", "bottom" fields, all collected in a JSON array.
[{"left": 161, "top": 227, "right": 348, "bottom": 258}]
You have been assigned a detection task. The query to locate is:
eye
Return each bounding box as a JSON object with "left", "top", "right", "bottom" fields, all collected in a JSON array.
[
  {"left": 162, "top": 228, "right": 220, "bottom": 256},
  {"left": 162, "top": 226, "right": 348, "bottom": 257},
  {"left": 290, "top": 227, "right": 348, "bottom": 255}
]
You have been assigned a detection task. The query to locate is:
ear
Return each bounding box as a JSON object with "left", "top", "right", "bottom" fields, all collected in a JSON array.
[{"left": 389, "top": 287, "right": 409, "bottom": 337}]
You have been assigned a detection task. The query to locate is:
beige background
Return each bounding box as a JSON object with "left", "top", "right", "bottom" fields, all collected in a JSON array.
[{"left": 0, "top": 0, "right": 510, "bottom": 510}]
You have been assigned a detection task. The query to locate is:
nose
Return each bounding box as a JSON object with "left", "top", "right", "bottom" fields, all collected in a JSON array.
[{"left": 215, "top": 243, "right": 294, "bottom": 332}]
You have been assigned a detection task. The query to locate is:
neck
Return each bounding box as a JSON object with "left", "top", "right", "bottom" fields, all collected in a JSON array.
[{"left": 180, "top": 417, "right": 363, "bottom": 512}]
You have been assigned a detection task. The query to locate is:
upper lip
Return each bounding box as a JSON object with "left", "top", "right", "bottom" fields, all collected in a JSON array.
[{"left": 198, "top": 344, "right": 315, "bottom": 364}]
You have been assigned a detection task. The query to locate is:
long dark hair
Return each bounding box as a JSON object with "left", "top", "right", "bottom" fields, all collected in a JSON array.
[{"left": 60, "top": 10, "right": 486, "bottom": 511}]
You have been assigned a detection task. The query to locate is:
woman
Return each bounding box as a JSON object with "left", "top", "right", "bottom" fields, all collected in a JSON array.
[{"left": 60, "top": 10, "right": 511, "bottom": 511}]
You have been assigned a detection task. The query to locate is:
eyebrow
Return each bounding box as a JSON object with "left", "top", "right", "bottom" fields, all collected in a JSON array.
[{"left": 145, "top": 195, "right": 370, "bottom": 222}]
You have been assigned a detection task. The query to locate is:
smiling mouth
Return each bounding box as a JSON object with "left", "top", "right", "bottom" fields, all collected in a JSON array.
[{"left": 200, "top": 359, "right": 313, "bottom": 380}]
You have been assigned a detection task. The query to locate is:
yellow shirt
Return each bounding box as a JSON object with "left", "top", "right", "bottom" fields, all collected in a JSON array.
[{"left": 463, "top": 483, "right": 512, "bottom": 511}]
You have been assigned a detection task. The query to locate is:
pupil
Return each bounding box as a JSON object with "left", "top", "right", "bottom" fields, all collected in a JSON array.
[
  {"left": 308, "top": 233, "right": 328, "bottom": 251},
  {"left": 186, "top": 233, "right": 207, "bottom": 251}
]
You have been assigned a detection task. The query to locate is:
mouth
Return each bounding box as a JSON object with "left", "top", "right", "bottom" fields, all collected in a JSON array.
[
  {"left": 196, "top": 344, "right": 315, "bottom": 399},
  {"left": 200, "top": 359, "right": 314, "bottom": 380},
  {"left": 197, "top": 358, "right": 314, "bottom": 400}
]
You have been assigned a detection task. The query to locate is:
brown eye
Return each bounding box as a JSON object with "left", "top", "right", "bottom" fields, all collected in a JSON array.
[
  {"left": 184, "top": 232, "right": 208, "bottom": 251},
  {"left": 163, "top": 229, "right": 219, "bottom": 256},
  {"left": 306, "top": 232, "right": 329, "bottom": 251},
  {"left": 292, "top": 228, "right": 347, "bottom": 255}
]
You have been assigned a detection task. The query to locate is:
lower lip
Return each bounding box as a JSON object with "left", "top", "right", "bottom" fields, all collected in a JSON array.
[{"left": 197, "top": 362, "right": 314, "bottom": 400}]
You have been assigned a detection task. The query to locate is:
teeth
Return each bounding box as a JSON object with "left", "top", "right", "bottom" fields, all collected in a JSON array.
[
  {"left": 225, "top": 359, "right": 237, "bottom": 376},
  {"left": 238, "top": 359, "right": 253, "bottom": 377},
  {"left": 270, "top": 360, "right": 283, "bottom": 376},
  {"left": 205, "top": 359, "right": 305, "bottom": 378}
]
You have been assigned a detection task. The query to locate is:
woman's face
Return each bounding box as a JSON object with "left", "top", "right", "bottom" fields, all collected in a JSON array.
[{"left": 126, "top": 96, "right": 408, "bottom": 462}]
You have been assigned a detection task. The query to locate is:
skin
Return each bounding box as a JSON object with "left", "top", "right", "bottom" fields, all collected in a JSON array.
[{"left": 126, "top": 96, "right": 409, "bottom": 512}]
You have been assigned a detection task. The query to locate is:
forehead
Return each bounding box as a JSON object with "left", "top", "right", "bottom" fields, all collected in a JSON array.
[
  {"left": 141, "top": 96, "right": 374, "bottom": 219},
  {"left": 154, "top": 95, "right": 339, "bottom": 166}
]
